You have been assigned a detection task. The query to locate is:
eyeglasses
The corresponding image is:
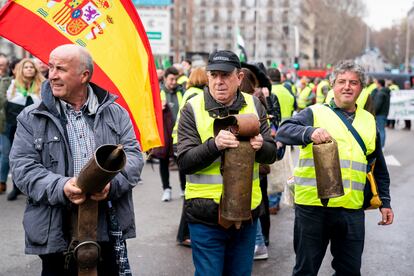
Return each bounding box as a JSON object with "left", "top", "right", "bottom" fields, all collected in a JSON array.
[{"left": 335, "top": 79, "right": 360, "bottom": 87}]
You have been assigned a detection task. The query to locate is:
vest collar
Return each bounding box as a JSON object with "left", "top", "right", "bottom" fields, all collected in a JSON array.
[{"left": 203, "top": 87, "right": 247, "bottom": 118}]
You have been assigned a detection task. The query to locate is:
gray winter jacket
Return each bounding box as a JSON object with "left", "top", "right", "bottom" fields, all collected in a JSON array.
[{"left": 10, "top": 81, "right": 144, "bottom": 255}]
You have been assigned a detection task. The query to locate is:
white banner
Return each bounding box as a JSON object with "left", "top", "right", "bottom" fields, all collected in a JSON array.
[
  {"left": 388, "top": 90, "right": 414, "bottom": 120},
  {"left": 137, "top": 9, "right": 170, "bottom": 55}
]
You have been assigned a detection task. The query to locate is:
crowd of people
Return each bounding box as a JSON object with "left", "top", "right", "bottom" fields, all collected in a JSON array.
[{"left": 0, "top": 46, "right": 397, "bottom": 275}]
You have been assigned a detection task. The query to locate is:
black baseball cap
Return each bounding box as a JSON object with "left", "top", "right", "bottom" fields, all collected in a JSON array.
[{"left": 206, "top": 50, "right": 241, "bottom": 72}]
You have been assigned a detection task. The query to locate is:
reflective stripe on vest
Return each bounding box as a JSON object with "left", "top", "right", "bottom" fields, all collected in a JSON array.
[
  {"left": 294, "top": 104, "right": 376, "bottom": 209},
  {"left": 172, "top": 87, "right": 204, "bottom": 144},
  {"left": 185, "top": 92, "right": 262, "bottom": 209},
  {"left": 187, "top": 171, "right": 260, "bottom": 184},
  {"left": 298, "top": 158, "right": 367, "bottom": 173},
  {"left": 272, "top": 84, "right": 295, "bottom": 121},
  {"left": 295, "top": 177, "right": 365, "bottom": 192}
]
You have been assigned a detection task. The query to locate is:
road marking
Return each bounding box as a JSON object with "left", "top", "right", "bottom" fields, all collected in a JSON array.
[{"left": 384, "top": 155, "right": 401, "bottom": 166}]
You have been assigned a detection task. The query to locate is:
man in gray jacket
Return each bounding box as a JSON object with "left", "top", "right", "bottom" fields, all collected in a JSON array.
[{"left": 10, "top": 44, "right": 143, "bottom": 275}]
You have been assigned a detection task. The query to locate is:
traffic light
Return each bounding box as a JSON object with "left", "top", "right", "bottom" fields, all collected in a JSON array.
[{"left": 293, "top": 56, "right": 300, "bottom": 70}]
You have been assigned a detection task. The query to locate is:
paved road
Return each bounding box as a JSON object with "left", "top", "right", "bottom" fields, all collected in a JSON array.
[{"left": 0, "top": 127, "right": 413, "bottom": 275}]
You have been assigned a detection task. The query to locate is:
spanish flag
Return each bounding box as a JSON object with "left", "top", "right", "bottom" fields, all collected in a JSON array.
[{"left": 0, "top": 0, "right": 163, "bottom": 151}]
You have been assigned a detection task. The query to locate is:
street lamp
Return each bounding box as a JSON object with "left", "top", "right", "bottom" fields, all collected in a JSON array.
[{"left": 404, "top": 6, "right": 414, "bottom": 73}]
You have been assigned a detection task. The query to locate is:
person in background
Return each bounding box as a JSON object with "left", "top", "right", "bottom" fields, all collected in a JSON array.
[
  {"left": 0, "top": 53, "right": 9, "bottom": 78},
  {"left": 6, "top": 58, "right": 45, "bottom": 200},
  {"left": 0, "top": 58, "right": 20, "bottom": 194},
  {"left": 267, "top": 68, "right": 293, "bottom": 216},
  {"left": 240, "top": 66, "right": 276, "bottom": 261},
  {"left": 285, "top": 72, "right": 297, "bottom": 96},
  {"left": 157, "top": 69, "right": 164, "bottom": 85},
  {"left": 403, "top": 80, "right": 412, "bottom": 130},
  {"left": 277, "top": 60, "right": 393, "bottom": 276},
  {"left": 33, "top": 57, "right": 49, "bottom": 79},
  {"left": 386, "top": 79, "right": 399, "bottom": 129},
  {"left": 297, "top": 77, "right": 314, "bottom": 110},
  {"left": 10, "top": 44, "right": 143, "bottom": 275},
  {"left": 177, "top": 50, "right": 277, "bottom": 275},
  {"left": 174, "top": 63, "right": 189, "bottom": 89},
  {"left": 242, "top": 62, "right": 282, "bottom": 250},
  {"left": 316, "top": 77, "right": 331, "bottom": 104},
  {"left": 158, "top": 66, "right": 185, "bottom": 202},
  {"left": 372, "top": 79, "right": 390, "bottom": 149},
  {"left": 181, "top": 59, "right": 192, "bottom": 77},
  {"left": 175, "top": 67, "right": 208, "bottom": 247}
]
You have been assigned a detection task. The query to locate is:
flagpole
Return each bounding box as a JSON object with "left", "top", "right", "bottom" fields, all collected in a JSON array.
[
  {"left": 234, "top": 3, "right": 239, "bottom": 54},
  {"left": 254, "top": 0, "right": 259, "bottom": 61}
]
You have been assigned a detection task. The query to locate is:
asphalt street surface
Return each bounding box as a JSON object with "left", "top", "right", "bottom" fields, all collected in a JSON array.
[{"left": 0, "top": 126, "right": 413, "bottom": 276}]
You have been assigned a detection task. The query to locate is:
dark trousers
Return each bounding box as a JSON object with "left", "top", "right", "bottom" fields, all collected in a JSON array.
[
  {"left": 159, "top": 158, "right": 186, "bottom": 191},
  {"left": 179, "top": 169, "right": 186, "bottom": 191},
  {"left": 405, "top": 120, "right": 411, "bottom": 129},
  {"left": 40, "top": 242, "right": 118, "bottom": 276},
  {"left": 159, "top": 157, "right": 171, "bottom": 190},
  {"left": 259, "top": 175, "right": 270, "bottom": 242},
  {"left": 177, "top": 198, "right": 190, "bottom": 242},
  {"left": 293, "top": 205, "right": 365, "bottom": 276}
]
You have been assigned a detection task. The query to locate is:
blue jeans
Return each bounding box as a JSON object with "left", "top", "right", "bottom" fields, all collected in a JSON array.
[
  {"left": 268, "top": 192, "right": 282, "bottom": 208},
  {"left": 189, "top": 219, "right": 257, "bottom": 276},
  {"left": 376, "top": 115, "right": 387, "bottom": 148},
  {"left": 0, "top": 133, "right": 10, "bottom": 183},
  {"left": 255, "top": 220, "right": 265, "bottom": 246}
]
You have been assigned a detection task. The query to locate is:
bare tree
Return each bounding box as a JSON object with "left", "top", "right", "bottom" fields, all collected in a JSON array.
[
  {"left": 372, "top": 19, "right": 414, "bottom": 68},
  {"left": 306, "top": 0, "right": 367, "bottom": 66}
]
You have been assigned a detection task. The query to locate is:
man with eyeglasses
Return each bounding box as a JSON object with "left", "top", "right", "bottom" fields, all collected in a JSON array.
[
  {"left": 176, "top": 50, "right": 277, "bottom": 275},
  {"left": 277, "top": 60, "right": 394, "bottom": 276}
]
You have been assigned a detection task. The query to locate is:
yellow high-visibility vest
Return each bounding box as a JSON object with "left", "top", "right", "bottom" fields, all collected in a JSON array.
[
  {"left": 172, "top": 86, "right": 204, "bottom": 144},
  {"left": 389, "top": 84, "right": 399, "bottom": 91},
  {"left": 160, "top": 89, "right": 183, "bottom": 106},
  {"left": 297, "top": 85, "right": 313, "bottom": 109},
  {"left": 272, "top": 84, "right": 295, "bottom": 121},
  {"left": 294, "top": 104, "right": 376, "bottom": 209},
  {"left": 184, "top": 92, "right": 262, "bottom": 209},
  {"left": 316, "top": 80, "right": 330, "bottom": 104},
  {"left": 177, "top": 75, "right": 189, "bottom": 86},
  {"left": 324, "top": 89, "right": 334, "bottom": 104}
]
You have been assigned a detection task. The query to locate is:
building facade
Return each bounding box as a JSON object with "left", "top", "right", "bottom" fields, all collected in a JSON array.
[{"left": 168, "top": 0, "right": 317, "bottom": 68}]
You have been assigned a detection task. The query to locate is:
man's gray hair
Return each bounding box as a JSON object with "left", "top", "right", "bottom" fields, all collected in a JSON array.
[{"left": 329, "top": 60, "right": 365, "bottom": 87}]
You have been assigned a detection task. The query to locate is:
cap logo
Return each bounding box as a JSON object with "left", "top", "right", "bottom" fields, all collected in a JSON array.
[{"left": 213, "top": 56, "right": 230, "bottom": 61}]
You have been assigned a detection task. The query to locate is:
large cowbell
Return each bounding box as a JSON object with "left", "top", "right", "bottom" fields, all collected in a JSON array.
[
  {"left": 77, "top": 144, "right": 126, "bottom": 194},
  {"left": 312, "top": 139, "right": 344, "bottom": 205},
  {"left": 74, "top": 144, "right": 126, "bottom": 275},
  {"left": 214, "top": 114, "right": 260, "bottom": 229}
]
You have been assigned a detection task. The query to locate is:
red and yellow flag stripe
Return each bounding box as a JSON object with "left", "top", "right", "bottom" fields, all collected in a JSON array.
[{"left": 0, "top": 0, "right": 163, "bottom": 151}]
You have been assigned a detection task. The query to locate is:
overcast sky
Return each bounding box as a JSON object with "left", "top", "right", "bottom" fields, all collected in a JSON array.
[{"left": 364, "top": 0, "right": 414, "bottom": 30}]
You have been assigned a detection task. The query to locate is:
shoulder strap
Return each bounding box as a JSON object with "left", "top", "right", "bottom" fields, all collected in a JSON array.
[{"left": 327, "top": 105, "right": 367, "bottom": 155}]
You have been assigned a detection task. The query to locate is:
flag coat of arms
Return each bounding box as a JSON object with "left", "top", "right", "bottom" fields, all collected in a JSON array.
[{"left": 0, "top": 0, "right": 163, "bottom": 151}]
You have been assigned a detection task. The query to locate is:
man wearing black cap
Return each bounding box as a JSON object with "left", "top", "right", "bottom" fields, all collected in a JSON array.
[{"left": 177, "top": 50, "right": 277, "bottom": 275}]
